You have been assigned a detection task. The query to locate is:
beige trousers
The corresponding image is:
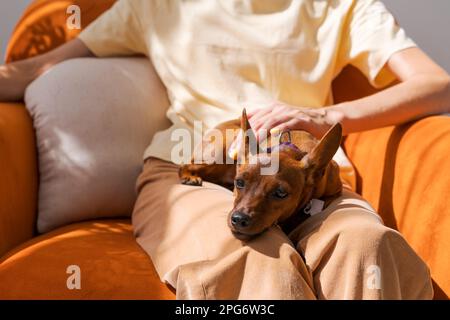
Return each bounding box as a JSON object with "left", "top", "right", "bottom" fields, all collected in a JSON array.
[{"left": 132, "top": 158, "right": 433, "bottom": 299}]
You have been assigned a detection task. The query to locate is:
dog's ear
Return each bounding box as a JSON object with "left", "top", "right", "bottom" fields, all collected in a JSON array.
[
  {"left": 300, "top": 123, "right": 342, "bottom": 182},
  {"left": 239, "top": 108, "right": 258, "bottom": 162},
  {"left": 278, "top": 130, "right": 292, "bottom": 144}
]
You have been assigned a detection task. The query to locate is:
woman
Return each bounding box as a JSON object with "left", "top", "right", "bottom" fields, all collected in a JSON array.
[{"left": 1, "top": 0, "right": 449, "bottom": 299}]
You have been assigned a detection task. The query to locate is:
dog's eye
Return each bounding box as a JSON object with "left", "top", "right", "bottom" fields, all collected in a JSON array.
[
  {"left": 235, "top": 179, "right": 245, "bottom": 189},
  {"left": 272, "top": 187, "right": 288, "bottom": 199}
]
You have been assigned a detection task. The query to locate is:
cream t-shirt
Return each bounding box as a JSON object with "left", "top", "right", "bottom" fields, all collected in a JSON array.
[{"left": 79, "top": 0, "right": 415, "bottom": 189}]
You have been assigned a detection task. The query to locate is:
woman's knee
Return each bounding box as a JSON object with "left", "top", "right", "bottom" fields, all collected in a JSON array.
[
  {"left": 175, "top": 229, "right": 316, "bottom": 299},
  {"left": 300, "top": 205, "right": 407, "bottom": 261},
  {"left": 341, "top": 218, "right": 392, "bottom": 245}
]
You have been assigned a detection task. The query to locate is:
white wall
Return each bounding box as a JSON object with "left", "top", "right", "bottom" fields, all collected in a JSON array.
[
  {"left": 384, "top": 0, "right": 450, "bottom": 73},
  {"left": 0, "top": 0, "right": 31, "bottom": 61},
  {"left": 0, "top": 0, "right": 449, "bottom": 72}
]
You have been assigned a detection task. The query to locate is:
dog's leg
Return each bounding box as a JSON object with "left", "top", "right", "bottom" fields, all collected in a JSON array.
[
  {"left": 179, "top": 163, "right": 236, "bottom": 190},
  {"left": 179, "top": 164, "right": 207, "bottom": 186},
  {"left": 179, "top": 118, "right": 240, "bottom": 188}
]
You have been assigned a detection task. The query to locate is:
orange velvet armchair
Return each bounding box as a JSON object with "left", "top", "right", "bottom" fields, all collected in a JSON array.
[{"left": 0, "top": 0, "right": 449, "bottom": 300}]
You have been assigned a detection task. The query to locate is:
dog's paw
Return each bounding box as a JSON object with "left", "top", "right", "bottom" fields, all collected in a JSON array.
[{"left": 181, "top": 176, "right": 203, "bottom": 187}]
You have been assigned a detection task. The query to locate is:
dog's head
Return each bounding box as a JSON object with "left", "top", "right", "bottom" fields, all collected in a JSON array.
[{"left": 228, "top": 109, "right": 342, "bottom": 240}]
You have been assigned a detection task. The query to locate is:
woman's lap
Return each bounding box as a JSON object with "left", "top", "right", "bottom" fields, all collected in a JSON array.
[{"left": 132, "top": 157, "right": 433, "bottom": 299}]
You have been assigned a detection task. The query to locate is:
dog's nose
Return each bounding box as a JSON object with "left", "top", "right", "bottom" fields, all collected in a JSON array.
[{"left": 231, "top": 212, "right": 251, "bottom": 228}]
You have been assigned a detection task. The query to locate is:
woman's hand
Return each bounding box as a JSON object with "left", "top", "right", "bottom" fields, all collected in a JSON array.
[
  {"left": 247, "top": 103, "right": 342, "bottom": 141},
  {"left": 228, "top": 103, "right": 342, "bottom": 158}
]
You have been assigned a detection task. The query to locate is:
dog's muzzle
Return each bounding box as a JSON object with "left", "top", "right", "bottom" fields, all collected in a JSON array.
[{"left": 230, "top": 211, "right": 251, "bottom": 229}]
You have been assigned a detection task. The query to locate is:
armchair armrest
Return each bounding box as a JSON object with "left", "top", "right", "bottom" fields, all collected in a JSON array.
[
  {"left": 0, "top": 102, "right": 38, "bottom": 258},
  {"left": 344, "top": 115, "right": 450, "bottom": 299}
]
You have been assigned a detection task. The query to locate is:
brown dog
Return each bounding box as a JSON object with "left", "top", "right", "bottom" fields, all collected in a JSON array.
[{"left": 179, "top": 109, "right": 343, "bottom": 240}]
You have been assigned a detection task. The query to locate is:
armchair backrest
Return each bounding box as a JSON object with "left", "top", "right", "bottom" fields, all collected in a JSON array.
[{"left": 5, "top": 0, "right": 115, "bottom": 63}]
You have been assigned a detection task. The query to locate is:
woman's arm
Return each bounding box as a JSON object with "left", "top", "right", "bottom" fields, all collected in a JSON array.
[
  {"left": 248, "top": 47, "right": 450, "bottom": 139},
  {"left": 329, "top": 47, "right": 450, "bottom": 134},
  {"left": 0, "top": 38, "right": 94, "bottom": 102}
]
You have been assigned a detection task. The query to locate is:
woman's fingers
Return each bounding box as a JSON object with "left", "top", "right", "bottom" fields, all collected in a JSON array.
[
  {"left": 271, "top": 118, "right": 301, "bottom": 134},
  {"left": 236, "top": 105, "right": 335, "bottom": 155},
  {"left": 255, "top": 117, "right": 294, "bottom": 142},
  {"left": 255, "top": 110, "right": 299, "bottom": 140},
  {"left": 246, "top": 104, "right": 279, "bottom": 118},
  {"left": 237, "top": 104, "right": 327, "bottom": 150},
  {"left": 248, "top": 108, "right": 271, "bottom": 127},
  {"left": 246, "top": 107, "right": 263, "bottom": 118}
]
